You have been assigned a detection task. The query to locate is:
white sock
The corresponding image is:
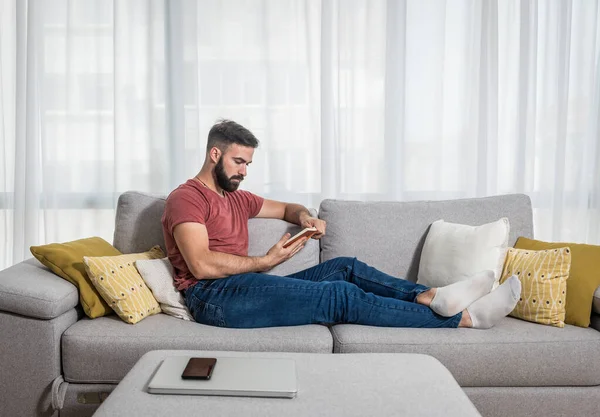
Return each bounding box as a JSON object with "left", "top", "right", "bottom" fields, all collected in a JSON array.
[
  {"left": 466, "top": 275, "right": 521, "bottom": 329},
  {"left": 429, "top": 270, "right": 495, "bottom": 317}
]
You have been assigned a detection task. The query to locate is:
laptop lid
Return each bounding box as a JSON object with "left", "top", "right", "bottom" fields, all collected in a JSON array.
[{"left": 147, "top": 356, "right": 297, "bottom": 398}]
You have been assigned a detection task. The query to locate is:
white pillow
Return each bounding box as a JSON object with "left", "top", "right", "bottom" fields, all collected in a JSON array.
[
  {"left": 417, "top": 218, "right": 510, "bottom": 289},
  {"left": 135, "top": 258, "right": 194, "bottom": 321},
  {"left": 594, "top": 286, "right": 600, "bottom": 315}
]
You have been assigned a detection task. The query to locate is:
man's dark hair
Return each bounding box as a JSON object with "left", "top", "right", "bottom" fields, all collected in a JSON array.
[{"left": 206, "top": 119, "right": 259, "bottom": 152}]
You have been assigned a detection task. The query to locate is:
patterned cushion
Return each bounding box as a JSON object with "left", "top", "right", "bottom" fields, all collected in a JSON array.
[
  {"left": 500, "top": 247, "right": 571, "bottom": 327},
  {"left": 515, "top": 237, "right": 600, "bottom": 327},
  {"left": 83, "top": 246, "right": 164, "bottom": 324}
]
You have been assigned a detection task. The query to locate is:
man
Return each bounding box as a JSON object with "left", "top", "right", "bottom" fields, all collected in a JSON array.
[{"left": 161, "top": 120, "right": 521, "bottom": 329}]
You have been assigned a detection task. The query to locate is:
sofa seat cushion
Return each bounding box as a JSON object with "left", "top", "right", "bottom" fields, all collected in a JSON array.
[
  {"left": 62, "top": 314, "right": 333, "bottom": 383},
  {"left": 331, "top": 317, "right": 600, "bottom": 387}
]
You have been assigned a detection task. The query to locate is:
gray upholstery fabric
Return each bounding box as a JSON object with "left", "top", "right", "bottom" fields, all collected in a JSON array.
[
  {"left": 0, "top": 308, "right": 79, "bottom": 417},
  {"left": 331, "top": 316, "right": 600, "bottom": 387},
  {"left": 0, "top": 258, "right": 78, "bottom": 319},
  {"left": 318, "top": 194, "right": 533, "bottom": 281},
  {"left": 93, "top": 350, "right": 481, "bottom": 417},
  {"left": 594, "top": 286, "right": 600, "bottom": 314},
  {"left": 57, "top": 368, "right": 600, "bottom": 417},
  {"left": 113, "top": 191, "right": 168, "bottom": 254},
  {"left": 112, "top": 191, "right": 319, "bottom": 275},
  {"left": 62, "top": 314, "right": 333, "bottom": 383},
  {"left": 59, "top": 383, "right": 116, "bottom": 417},
  {"left": 247, "top": 211, "right": 319, "bottom": 276},
  {"left": 464, "top": 386, "right": 600, "bottom": 417},
  {"left": 591, "top": 313, "right": 600, "bottom": 332}
]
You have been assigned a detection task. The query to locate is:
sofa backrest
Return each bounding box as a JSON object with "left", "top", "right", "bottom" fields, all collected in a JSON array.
[
  {"left": 318, "top": 194, "right": 533, "bottom": 282},
  {"left": 113, "top": 192, "right": 167, "bottom": 255},
  {"left": 112, "top": 191, "right": 319, "bottom": 277}
]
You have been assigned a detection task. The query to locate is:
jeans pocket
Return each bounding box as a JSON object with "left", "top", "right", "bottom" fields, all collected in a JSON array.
[{"left": 187, "top": 294, "right": 226, "bottom": 327}]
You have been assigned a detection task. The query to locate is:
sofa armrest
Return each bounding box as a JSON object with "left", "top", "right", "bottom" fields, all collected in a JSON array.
[
  {"left": 0, "top": 258, "right": 79, "bottom": 319},
  {"left": 1, "top": 308, "right": 80, "bottom": 416}
]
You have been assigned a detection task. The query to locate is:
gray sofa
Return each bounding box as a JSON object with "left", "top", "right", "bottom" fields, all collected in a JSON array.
[{"left": 1, "top": 191, "right": 599, "bottom": 417}]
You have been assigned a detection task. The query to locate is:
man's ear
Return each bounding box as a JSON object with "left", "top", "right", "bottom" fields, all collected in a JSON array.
[{"left": 209, "top": 147, "right": 221, "bottom": 163}]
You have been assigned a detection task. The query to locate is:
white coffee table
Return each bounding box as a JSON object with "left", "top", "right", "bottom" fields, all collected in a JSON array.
[{"left": 92, "top": 350, "right": 481, "bottom": 417}]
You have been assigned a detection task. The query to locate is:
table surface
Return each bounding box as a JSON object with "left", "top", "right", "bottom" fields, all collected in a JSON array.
[{"left": 92, "top": 350, "right": 482, "bottom": 417}]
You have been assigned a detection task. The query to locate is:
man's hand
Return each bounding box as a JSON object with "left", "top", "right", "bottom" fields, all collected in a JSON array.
[
  {"left": 264, "top": 233, "right": 308, "bottom": 270},
  {"left": 263, "top": 202, "right": 326, "bottom": 239},
  {"left": 299, "top": 213, "right": 327, "bottom": 239}
]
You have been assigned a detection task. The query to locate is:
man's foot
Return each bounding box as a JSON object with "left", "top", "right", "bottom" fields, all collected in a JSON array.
[
  {"left": 427, "top": 270, "right": 495, "bottom": 317},
  {"left": 466, "top": 275, "right": 521, "bottom": 329}
]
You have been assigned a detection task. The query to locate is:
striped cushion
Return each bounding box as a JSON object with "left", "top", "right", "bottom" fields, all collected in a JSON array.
[{"left": 500, "top": 247, "right": 571, "bottom": 328}]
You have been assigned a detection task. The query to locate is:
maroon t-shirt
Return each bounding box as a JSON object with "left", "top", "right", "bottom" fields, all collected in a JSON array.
[{"left": 161, "top": 179, "right": 264, "bottom": 291}]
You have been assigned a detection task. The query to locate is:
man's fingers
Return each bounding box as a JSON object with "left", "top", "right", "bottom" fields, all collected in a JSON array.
[
  {"left": 315, "top": 221, "right": 326, "bottom": 236},
  {"left": 291, "top": 244, "right": 305, "bottom": 256},
  {"left": 312, "top": 223, "right": 326, "bottom": 239},
  {"left": 288, "top": 237, "right": 306, "bottom": 252},
  {"left": 279, "top": 233, "right": 291, "bottom": 245}
]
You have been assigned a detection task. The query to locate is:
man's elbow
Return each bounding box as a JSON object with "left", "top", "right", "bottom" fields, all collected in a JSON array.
[
  {"left": 189, "top": 257, "right": 223, "bottom": 280},
  {"left": 190, "top": 261, "right": 213, "bottom": 280}
]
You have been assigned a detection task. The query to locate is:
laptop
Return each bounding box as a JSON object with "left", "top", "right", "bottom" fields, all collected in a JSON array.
[{"left": 147, "top": 356, "right": 297, "bottom": 398}]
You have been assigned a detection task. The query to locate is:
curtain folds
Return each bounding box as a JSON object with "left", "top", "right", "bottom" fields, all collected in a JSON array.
[{"left": 1, "top": 0, "right": 599, "bottom": 270}]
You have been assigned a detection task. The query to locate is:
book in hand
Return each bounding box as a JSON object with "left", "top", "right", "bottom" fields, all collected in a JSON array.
[{"left": 283, "top": 227, "right": 318, "bottom": 248}]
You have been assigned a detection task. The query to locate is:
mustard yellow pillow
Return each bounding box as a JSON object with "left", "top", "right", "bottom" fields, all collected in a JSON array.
[
  {"left": 500, "top": 247, "right": 571, "bottom": 327},
  {"left": 30, "top": 237, "right": 121, "bottom": 318},
  {"left": 83, "top": 246, "right": 164, "bottom": 324},
  {"left": 515, "top": 237, "right": 600, "bottom": 327}
]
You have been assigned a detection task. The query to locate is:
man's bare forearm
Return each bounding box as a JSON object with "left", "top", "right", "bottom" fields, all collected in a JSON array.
[
  {"left": 192, "top": 250, "right": 272, "bottom": 280},
  {"left": 284, "top": 203, "right": 310, "bottom": 226}
]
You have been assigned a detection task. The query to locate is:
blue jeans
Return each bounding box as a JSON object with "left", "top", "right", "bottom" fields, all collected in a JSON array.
[{"left": 184, "top": 257, "right": 462, "bottom": 329}]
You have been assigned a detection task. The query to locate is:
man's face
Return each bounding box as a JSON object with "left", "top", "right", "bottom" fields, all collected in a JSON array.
[{"left": 214, "top": 144, "right": 254, "bottom": 192}]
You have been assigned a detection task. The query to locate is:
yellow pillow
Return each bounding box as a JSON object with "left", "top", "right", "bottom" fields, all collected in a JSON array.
[
  {"left": 515, "top": 237, "right": 600, "bottom": 327},
  {"left": 83, "top": 246, "right": 164, "bottom": 324},
  {"left": 499, "top": 247, "right": 571, "bottom": 327},
  {"left": 30, "top": 237, "right": 121, "bottom": 318}
]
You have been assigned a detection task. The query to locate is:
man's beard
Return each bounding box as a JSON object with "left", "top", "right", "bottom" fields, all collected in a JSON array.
[{"left": 215, "top": 158, "right": 243, "bottom": 192}]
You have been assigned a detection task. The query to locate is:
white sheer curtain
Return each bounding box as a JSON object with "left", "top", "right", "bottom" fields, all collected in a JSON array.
[{"left": 1, "top": 0, "right": 599, "bottom": 270}]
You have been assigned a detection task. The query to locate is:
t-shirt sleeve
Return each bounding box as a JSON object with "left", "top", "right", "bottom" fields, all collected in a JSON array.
[
  {"left": 164, "top": 189, "right": 209, "bottom": 235},
  {"left": 239, "top": 190, "right": 264, "bottom": 218}
]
